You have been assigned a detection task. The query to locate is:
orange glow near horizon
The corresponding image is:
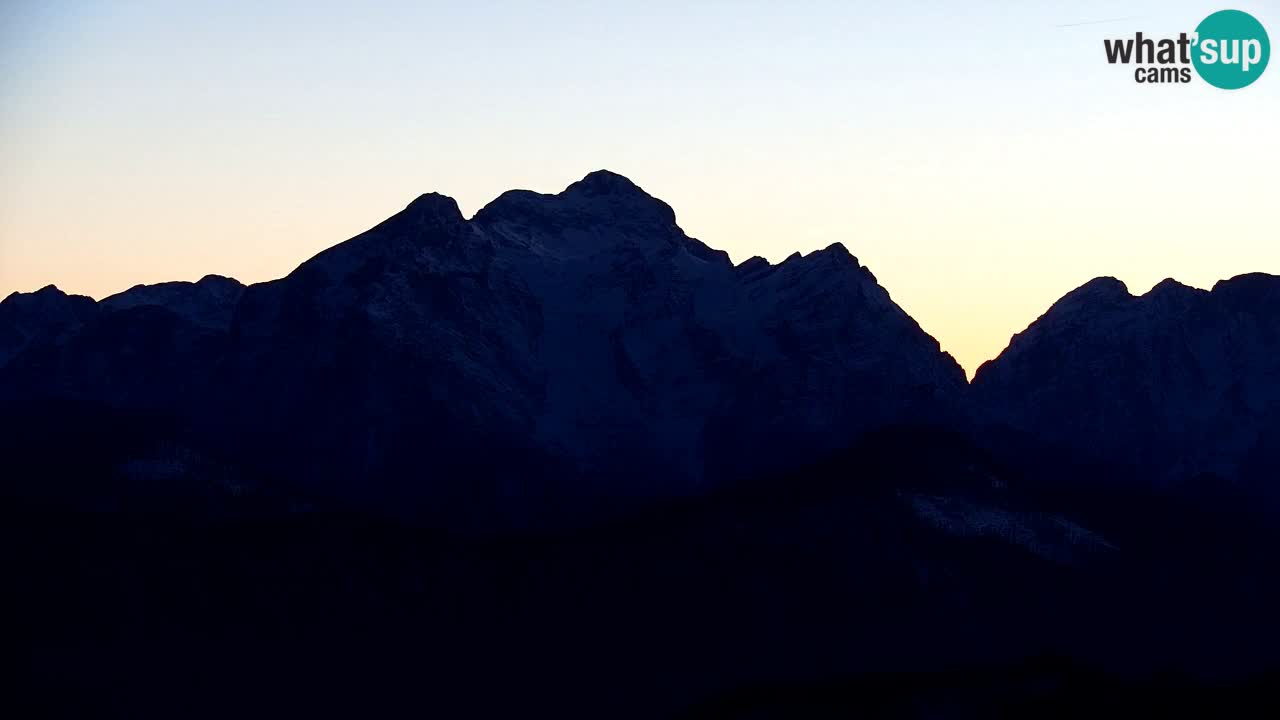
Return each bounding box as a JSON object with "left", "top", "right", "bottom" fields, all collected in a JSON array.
[{"left": 3, "top": 2, "right": 1277, "bottom": 377}]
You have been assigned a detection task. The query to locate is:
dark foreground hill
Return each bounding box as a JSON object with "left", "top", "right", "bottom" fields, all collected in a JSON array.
[{"left": 8, "top": 426, "right": 1279, "bottom": 718}]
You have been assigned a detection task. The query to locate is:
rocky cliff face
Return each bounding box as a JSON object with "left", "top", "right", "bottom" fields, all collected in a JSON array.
[
  {"left": 0, "top": 171, "right": 965, "bottom": 521},
  {"left": 972, "top": 273, "right": 1280, "bottom": 491},
  {"left": 712, "top": 244, "right": 967, "bottom": 478}
]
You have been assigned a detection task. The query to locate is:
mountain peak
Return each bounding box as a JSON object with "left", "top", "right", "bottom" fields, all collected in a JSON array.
[
  {"left": 0, "top": 284, "right": 97, "bottom": 367},
  {"left": 560, "top": 171, "right": 675, "bottom": 224},
  {"left": 1143, "top": 277, "right": 1202, "bottom": 301},
  {"left": 1045, "top": 276, "right": 1131, "bottom": 318},
  {"left": 817, "top": 242, "right": 859, "bottom": 266},
  {"left": 1207, "top": 272, "right": 1280, "bottom": 313},
  {"left": 197, "top": 274, "right": 244, "bottom": 288},
  {"left": 771, "top": 243, "right": 865, "bottom": 279},
  {"left": 1149, "top": 277, "right": 1190, "bottom": 292},
  {"left": 1211, "top": 272, "right": 1280, "bottom": 296},
  {"left": 400, "top": 192, "right": 465, "bottom": 227},
  {"left": 1075, "top": 276, "right": 1129, "bottom": 297},
  {"left": 474, "top": 170, "right": 677, "bottom": 233},
  {"left": 3, "top": 284, "right": 89, "bottom": 308},
  {"left": 567, "top": 169, "right": 644, "bottom": 196},
  {"left": 737, "top": 255, "right": 771, "bottom": 271},
  {"left": 98, "top": 275, "right": 246, "bottom": 330}
]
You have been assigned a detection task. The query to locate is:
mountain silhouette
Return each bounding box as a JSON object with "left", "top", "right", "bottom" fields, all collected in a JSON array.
[
  {"left": 2, "top": 171, "right": 967, "bottom": 523},
  {"left": 973, "top": 273, "right": 1280, "bottom": 502},
  {"left": 0, "top": 284, "right": 96, "bottom": 367},
  {"left": 5, "top": 171, "right": 1280, "bottom": 717},
  {"left": 5, "top": 172, "right": 1275, "bottom": 519}
]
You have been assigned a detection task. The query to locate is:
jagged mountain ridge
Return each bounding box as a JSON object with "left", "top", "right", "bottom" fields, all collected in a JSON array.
[
  {"left": 3, "top": 171, "right": 1277, "bottom": 517},
  {"left": 0, "top": 171, "right": 966, "bottom": 521},
  {"left": 5, "top": 171, "right": 1280, "bottom": 717},
  {"left": 973, "top": 273, "right": 1280, "bottom": 494},
  {"left": 0, "top": 285, "right": 97, "bottom": 367},
  {"left": 101, "top": 275, "right": 245, "bottom": 329}
]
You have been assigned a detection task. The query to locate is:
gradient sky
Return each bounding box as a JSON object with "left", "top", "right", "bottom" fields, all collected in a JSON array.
[{"left": 2, "top": 1, "right": 1277, "bottom": 375}]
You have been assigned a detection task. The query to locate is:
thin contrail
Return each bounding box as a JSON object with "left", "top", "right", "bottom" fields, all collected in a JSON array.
[{"left": 1054, "top": 16, "right": 1142, "bottom": 28}]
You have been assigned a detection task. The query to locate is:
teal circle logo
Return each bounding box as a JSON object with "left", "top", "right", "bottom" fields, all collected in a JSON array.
[{"left": 1192, "top": 9, "right": 1270, "bottom": 89}]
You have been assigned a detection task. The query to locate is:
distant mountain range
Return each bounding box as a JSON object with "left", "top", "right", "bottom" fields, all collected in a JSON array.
[
  {"left": 6, "top": 171, "right": 1279, "bottom": 717},
  {"left": 3, "top": 170, "right": 1276, "bottom": 520}
]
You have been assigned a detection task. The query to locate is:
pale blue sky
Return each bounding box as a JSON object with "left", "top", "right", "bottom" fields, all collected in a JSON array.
[{"left": 2, "top": 1, "right": 1277, "bottom": 373}]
